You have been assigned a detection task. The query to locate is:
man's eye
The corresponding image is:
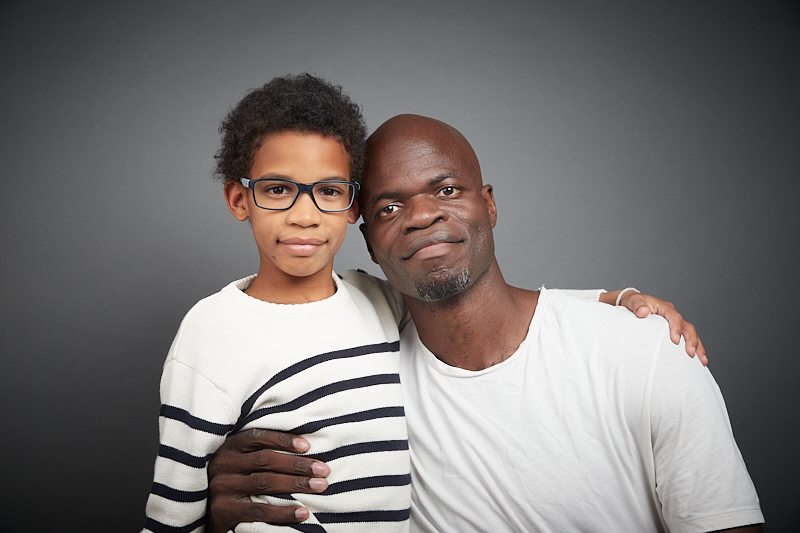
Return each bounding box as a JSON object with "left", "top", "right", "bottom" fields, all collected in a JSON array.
[
  {"left": 378, "top": 204, "right": 399, "bottom": 217},
  {"left": 438, "top": 186, "right": 459, "bottom": 197}
]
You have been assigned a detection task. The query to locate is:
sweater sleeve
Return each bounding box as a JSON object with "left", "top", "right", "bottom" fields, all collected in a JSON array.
[{"left": 143, "top": 358, "right": 238, "bottom": 533}]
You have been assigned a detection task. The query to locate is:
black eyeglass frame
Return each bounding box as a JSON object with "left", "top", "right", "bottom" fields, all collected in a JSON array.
[{"left": 240, "top": 177, "right": 360, "bottom": 212}]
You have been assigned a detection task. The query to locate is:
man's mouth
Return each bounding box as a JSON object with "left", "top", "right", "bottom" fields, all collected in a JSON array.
[{"left": 403, "top": 231, "right": 462, "bottom": 260}]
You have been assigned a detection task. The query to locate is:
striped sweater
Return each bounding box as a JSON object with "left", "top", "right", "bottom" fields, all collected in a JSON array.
[{"left": 143, "top": 270, "right": 410, "bottom": 533}]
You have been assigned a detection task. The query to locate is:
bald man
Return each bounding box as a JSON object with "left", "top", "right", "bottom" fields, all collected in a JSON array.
[{"left": 206, "top": 115, "right": 761, "bottom": 532}]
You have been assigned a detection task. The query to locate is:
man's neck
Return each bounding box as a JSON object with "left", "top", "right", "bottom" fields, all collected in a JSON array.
[{"left": 405, "top": 261, "right": 539, "bottom": 371}]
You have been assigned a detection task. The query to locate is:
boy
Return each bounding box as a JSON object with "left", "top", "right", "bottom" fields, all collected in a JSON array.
[{"left": 143, "top": 74, "right": 411, "bottom": 533}]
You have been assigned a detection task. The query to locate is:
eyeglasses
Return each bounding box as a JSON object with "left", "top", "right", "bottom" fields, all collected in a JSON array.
[{"left": 240, "top": 177, "right": 359, "bottom": 212}]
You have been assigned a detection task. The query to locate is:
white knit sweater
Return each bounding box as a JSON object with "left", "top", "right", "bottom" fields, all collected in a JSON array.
[{"left": 143, "top": 270, "right": 410, "bottom": 533}]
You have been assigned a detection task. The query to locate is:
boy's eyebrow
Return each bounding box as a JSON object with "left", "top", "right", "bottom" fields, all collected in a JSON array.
[{"left": 254, "top": 172, "right": 348, "bottom": 181}]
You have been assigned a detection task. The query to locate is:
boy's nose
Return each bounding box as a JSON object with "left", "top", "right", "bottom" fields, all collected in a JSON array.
[{"left": 286, "top": 191, "right": 322, "bottom": 226}]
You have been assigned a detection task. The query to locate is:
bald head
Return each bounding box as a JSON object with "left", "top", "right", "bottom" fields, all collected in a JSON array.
[{"left": 364, "top": 114, "right": 482, "bottom": 186}]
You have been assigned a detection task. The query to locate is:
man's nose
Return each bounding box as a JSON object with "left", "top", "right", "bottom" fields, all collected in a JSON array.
[
  {"left": 402, "top": 195, "right": 446, "bottom": 234},
  {"left": 286, "top": 191, "right": 322, "bottom": 226}
]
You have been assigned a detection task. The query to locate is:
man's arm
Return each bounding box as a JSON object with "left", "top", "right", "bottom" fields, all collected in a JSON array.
[{"left": 647, "top": 325, "right": 763, "bottom": 531}]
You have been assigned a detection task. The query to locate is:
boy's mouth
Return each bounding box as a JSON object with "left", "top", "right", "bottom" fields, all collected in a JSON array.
[{"left": 280, "top": 238, "right": 326, "bottom": 256}]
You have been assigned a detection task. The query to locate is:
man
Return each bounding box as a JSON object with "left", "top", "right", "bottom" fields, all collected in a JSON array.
[{"left": 207, "top": 115, "right": 761, "bottom": 532}]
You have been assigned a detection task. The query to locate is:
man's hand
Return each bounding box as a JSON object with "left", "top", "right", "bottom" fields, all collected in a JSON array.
[
  {"left": 206, "top": 428, "right": 330, "bottom": 533},
  {"left": 602, "top": 290, "right": 708, "bottom": 366}
]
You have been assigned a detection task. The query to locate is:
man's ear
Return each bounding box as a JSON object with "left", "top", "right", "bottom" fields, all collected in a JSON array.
[
  {"left": 482, "top": 184, "right": 497, "bottom": 228},
  {"left": 359, "top": 222, "right": 378, "bottom": 264},
  {"left": 224, "top": 181, "right": 250, "bottom": 221}
]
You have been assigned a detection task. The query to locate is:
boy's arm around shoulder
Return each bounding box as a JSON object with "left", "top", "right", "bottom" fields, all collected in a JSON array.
[{"left": 341, "top": 269, "right": 411, "bottom": 331}]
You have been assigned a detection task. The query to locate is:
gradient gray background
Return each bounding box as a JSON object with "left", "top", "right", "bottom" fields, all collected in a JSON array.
[{"left": 1, "top": 1, "right": 798, "bottom": 530}]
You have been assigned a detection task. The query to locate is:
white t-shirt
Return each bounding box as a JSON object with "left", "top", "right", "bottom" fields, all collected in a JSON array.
[{"left": 400, "top": 288, "right": 763, "bottom": 533}]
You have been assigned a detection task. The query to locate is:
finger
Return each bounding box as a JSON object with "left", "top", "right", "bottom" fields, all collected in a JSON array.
[
  {"left": 657, "top": 305, "right": 683, "bottom": 345},
  {"left": 208, "top": 499, "right": 310, "bottom": 532},
  {"left": 209, "top": 448, "right": 330, "bottom": 478},
  {"left": 680, "top": 322, "right": 699, "bottom": 357},
  {"left": 224, "top": 428, "right": 310, "bottom": 454},
  {"left": 210, "top": 471, "right": 328, "bottom": 499},
  {"left": 695, "top": 338, "right": 708, "bottom": 366}
]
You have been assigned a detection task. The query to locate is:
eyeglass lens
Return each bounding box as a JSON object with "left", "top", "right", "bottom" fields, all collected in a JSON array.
[{"left": 252, "top": 180, "right": 355, "bottom": 211}]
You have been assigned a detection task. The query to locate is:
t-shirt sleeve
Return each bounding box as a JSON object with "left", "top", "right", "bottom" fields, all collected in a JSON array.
[
  {"left": 552, "top": 288, "right": 606, "bottom": 301},
  {"left": 648, "top": 331, "right": 763, "bottom": 532},
  {"left": 143, "top": 358, "right": 238, "bottom": 533}
]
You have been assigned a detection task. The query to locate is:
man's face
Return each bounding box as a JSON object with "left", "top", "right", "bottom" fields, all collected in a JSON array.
[{"left": 360, "top": 131, "right": 497, "bottom": 302}]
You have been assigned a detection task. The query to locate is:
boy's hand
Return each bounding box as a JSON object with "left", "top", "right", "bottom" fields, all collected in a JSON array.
[
  {"left": 602, "top": 290, "right": 708, "bottom": 366},
  {"left": 207, "top": 428, "right": 330, "bottom": 533}
]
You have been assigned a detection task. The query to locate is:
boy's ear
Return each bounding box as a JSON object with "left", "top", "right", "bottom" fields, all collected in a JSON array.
[
  {"left": 347, "top": 201, "right": 360, "bottom": 224},
  {"left": 359, "top": 222, "right": 378, "bottom": 264},
  {"left": 224, "top": 181, "right": 250, "bottom": 221}
]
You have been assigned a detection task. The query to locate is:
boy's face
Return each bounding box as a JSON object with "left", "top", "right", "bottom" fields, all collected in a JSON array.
[{"left": 227, "top": 131, "right": 357, "bottom": 282}]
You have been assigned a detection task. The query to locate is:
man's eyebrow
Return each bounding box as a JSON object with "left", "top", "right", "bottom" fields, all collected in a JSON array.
[
  {"left": 371, "top": 190, "right": 401, "bottom": 203},
  {"left": 369, "top": 172, "right": 463, "bottom": 203},
  {"left": 430, "top": 172, "right": 459, "bottom": 185}
]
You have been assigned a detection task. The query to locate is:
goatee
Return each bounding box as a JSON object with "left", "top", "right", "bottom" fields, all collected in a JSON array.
[{"left": 414, "top": 268, "right": 470, "bottom": 302}]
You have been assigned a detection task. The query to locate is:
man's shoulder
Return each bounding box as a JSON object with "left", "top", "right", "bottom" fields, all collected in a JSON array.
[{"left": 540, "top": 288, "right": 672, "bottom": 361}]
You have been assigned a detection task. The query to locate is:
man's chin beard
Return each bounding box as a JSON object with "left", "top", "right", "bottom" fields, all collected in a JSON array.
[{"left": 414, "top": 268, "right": 470, "bottom": 302}]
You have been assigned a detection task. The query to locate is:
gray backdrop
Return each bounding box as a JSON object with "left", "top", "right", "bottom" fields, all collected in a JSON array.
[{"left": 1, "top": 0, "right": 798, "bottom": 530}]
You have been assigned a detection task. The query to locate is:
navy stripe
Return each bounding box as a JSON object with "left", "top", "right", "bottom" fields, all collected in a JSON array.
[
  {"left": 160, "top": 404, "right": 234, "bottom": 435},
  {"left": 158, "top": 444, "right": 212, "bottom": 469},
  {"left": 144, "top": 516, "right": 205, "bottom": 533},
  {"left": 150, "top": 481, "right": 207, "bottom": 503},
  {"left": 237, "top": 341, "right": 400, "bottom": 426},
  {"left": 307, "top": 440, "right": 409, "bottom": 464},
  {"left": 269, "top": 474, "right": 410, "bottom": 500},
  {"left": 323, "top": 474, "right": 411, "bottom": 495},
  {"left": 234, "top": 374, "right": 400, "bottom": 433},
  {"left": 289, "top": 524, "right": 328, "bottom": 533},
  {"left": 289, "top": 406, "right": 405, "bottom": 435},
  {"left": 316, "top": 508, "right": 411, "bottom": 523}
]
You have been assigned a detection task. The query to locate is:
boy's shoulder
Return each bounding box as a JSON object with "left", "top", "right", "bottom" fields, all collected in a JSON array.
[
  {"left": 340, "top": 269, "right": 410, "bottom": 332},
  {"left": 183, "top": 275, "right": 254, "bottom": 320}
]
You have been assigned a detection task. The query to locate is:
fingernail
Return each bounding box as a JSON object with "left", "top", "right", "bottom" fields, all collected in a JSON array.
[
  {"left": 311, "top": 462, "right": 329, "bottom": 476},
  {"left": 309, "top": 478, "right": 328, "bottom": 491},
  {"left": 295, "top": 507, "right": 309, "bottom": 520},
  {"left": 293, "top": 437, "right": 310, "bottom": 452}
]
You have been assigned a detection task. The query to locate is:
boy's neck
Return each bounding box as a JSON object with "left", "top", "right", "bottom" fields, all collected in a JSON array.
[{"left": 244, "top": 263, "right": 337, "bottom": 304}]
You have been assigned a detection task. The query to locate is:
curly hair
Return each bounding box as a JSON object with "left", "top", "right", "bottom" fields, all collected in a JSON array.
[{"left": 214, "top": 73, "right": 367, "bottom": 185}]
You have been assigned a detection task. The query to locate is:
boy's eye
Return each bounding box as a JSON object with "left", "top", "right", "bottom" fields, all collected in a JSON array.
[
  {"left": 317, "top": 186, "right": 343, "bottom": 197},
  {"left": 260, "top": 183, "right": 294, "bottom": 196}
]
